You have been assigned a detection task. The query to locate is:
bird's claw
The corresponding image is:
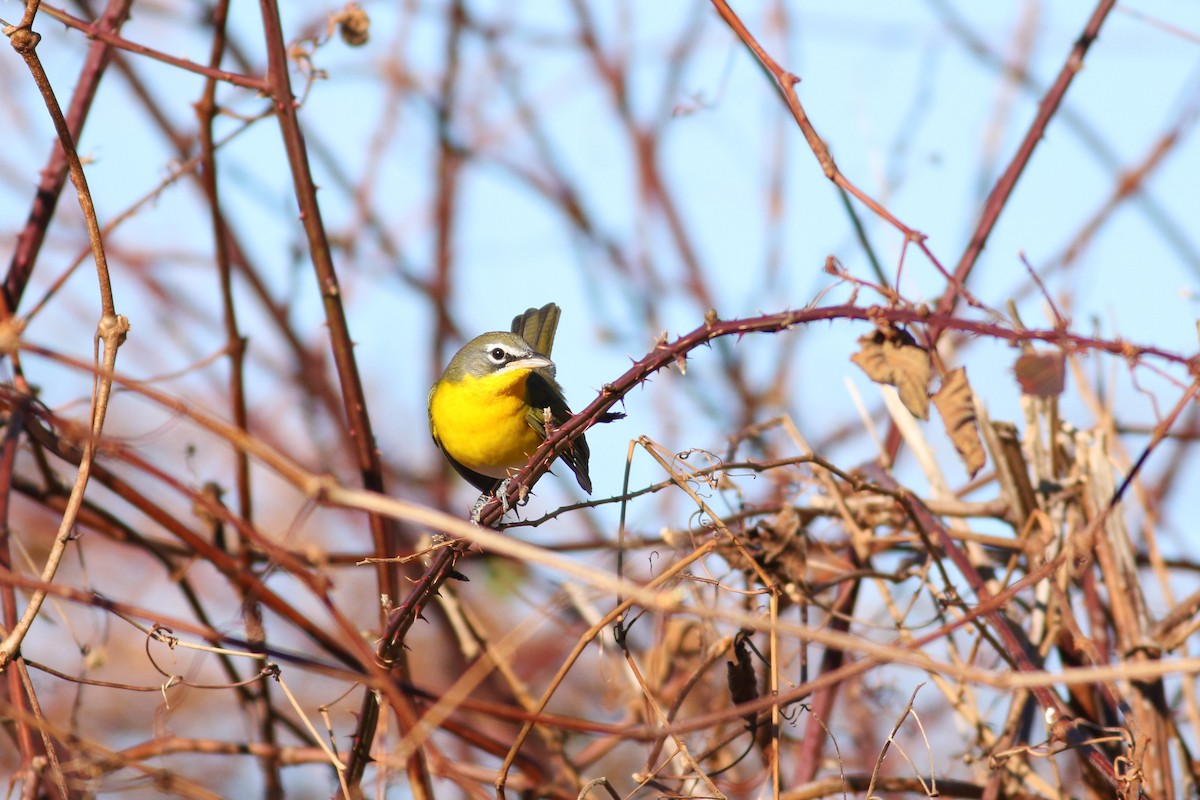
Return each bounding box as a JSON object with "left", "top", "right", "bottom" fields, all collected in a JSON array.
[
  {"left": 495, "top": 479, "right": 513, "bottom": 513},
  {"left": 470, "top": 479, "right": 513, "bottom": 525},
  {"left": 469, "top": 494, "right": 488, "bottom": 525}
]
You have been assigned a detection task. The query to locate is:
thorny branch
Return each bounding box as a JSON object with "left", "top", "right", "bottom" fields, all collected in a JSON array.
[{"left": 0, "top": 3, "right": 1197, "bottom": 799}]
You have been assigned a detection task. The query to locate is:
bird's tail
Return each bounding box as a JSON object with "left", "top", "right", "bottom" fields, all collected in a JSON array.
[{"left": 511, "top": 303, "right": 560, "bottom": 357}]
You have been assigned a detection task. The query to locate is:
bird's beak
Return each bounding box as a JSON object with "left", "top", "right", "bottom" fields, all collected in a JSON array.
[{"left": 504, "top": 354, "right": 553, "bottom": 373}]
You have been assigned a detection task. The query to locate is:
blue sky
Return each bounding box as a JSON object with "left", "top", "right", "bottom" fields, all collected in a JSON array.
[
  {"left": 0, "top": 2, "right": 1196, "bottom": 538},
  {"left": 2, "top": 2, "right": 1198, "bottom": 517}
]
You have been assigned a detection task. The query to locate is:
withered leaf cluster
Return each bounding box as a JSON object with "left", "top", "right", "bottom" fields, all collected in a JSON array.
[{"left": 851, "top": 326, "right": 987, "bottom": 477}]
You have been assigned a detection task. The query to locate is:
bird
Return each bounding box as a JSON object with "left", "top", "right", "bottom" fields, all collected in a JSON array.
[{"left": 428, "top": 303, "right": 594, "bottom": 505}]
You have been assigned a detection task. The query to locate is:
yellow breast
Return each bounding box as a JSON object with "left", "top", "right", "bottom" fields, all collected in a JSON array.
[{"left": 429, "top": 368, "right": 545, "bottom": 479}]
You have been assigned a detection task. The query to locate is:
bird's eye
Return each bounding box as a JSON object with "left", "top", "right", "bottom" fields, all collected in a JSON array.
[{"left": 489, "top": 347, "right": 506, "bottom": 362}]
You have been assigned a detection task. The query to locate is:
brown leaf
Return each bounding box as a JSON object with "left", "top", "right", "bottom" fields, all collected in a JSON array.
[
  {"left": 715, "top": 505, "right": 811, "bottom": 596},
  {"left": 850, "top": 328, "right": 931, "bottom": 419},
  {"left": 933, "top": 367, "right": 986, "bottom": 477},
  {"left": 1014, "top": 350, "right": 1066, "bottom": 397},
  {"left": 726, "top": 630, "right": 759, "bottom": 731}
]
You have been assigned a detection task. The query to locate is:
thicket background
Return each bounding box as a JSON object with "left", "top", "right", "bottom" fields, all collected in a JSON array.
[{"left": 1, "top": 1, "right": 1199, "bottom": 798}]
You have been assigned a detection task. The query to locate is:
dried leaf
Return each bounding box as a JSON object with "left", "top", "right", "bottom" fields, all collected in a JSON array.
[
  {"left": 933, "top": 367, "right": 986, "bottom": 477},
  {"left": 715, "top": 505, "right": 810, "bottom": 592},
  {"left": 726, "top": 630, "right": 759, "bottom": 731},
  {"left": 850, "top": 328, "right": 931, "bottom": 419},
  {"left": 1014, "top": 350, "right": 1066, "bottom": 397}
]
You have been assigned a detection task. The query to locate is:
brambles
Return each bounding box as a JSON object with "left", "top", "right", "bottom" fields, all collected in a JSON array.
[{"left": 1, "top": 2, "right": 1197, "bottom": 799}]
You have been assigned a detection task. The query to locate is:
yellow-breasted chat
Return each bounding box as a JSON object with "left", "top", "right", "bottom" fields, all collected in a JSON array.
[{"left": 428, "top": 303, "right": 593, "bottom": 498}]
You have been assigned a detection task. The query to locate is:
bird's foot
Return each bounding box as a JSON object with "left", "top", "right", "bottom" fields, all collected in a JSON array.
[
  {"left": 495, "top": 479, "right": 513, "bottom": 513},
  {"left": 469, "top": 493, "right": 488, "bottom": 525},
  {"left": 469, "top": 480, "right": 512, "bottom": 525}
]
